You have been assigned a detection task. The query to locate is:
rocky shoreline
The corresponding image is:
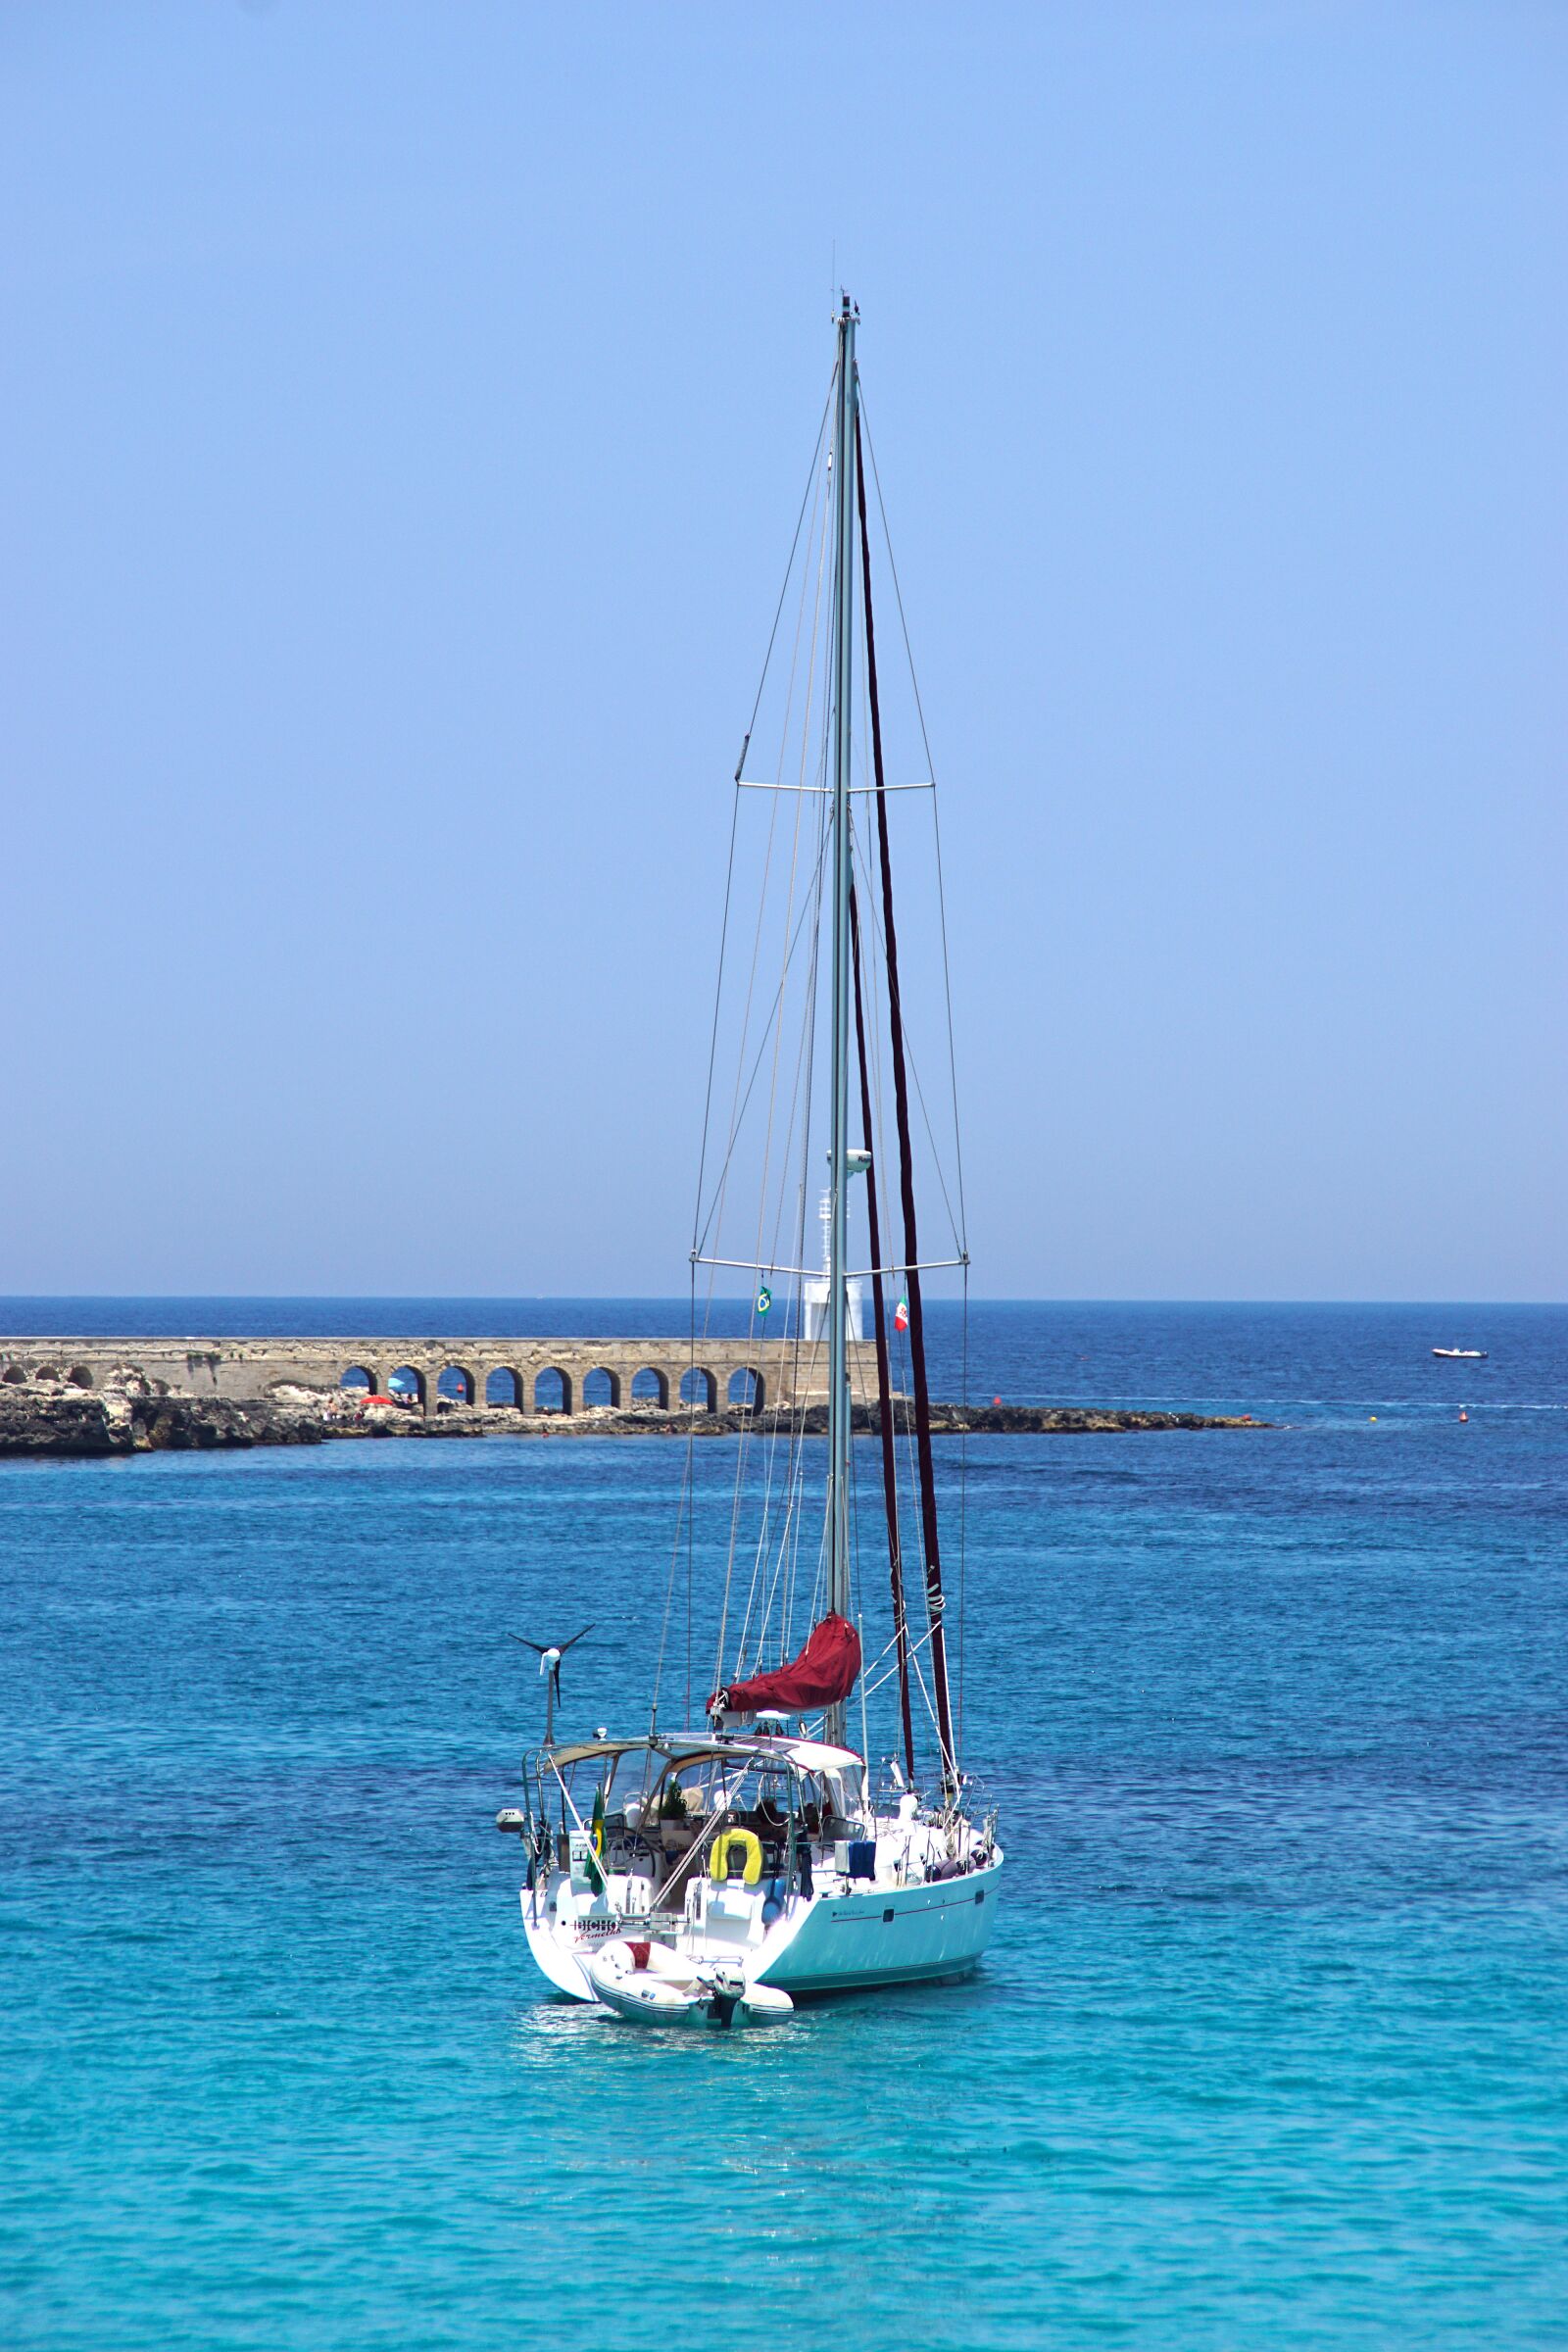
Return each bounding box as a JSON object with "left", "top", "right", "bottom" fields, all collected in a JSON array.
[
  {"left": 0, "top": 1387, "right": 326, "bottom": 1458},
  {"left": 0, "top": 1378, "right": 1266, "bottom": 1459}
]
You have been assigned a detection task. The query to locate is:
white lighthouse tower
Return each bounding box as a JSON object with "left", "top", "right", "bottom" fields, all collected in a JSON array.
[{"left": 801, "top": 1181, "right": 866, "bottom": 1345}]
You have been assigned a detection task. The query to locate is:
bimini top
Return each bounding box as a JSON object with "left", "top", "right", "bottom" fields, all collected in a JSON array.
[{"left": 542, "top": 1732, "right": 863, "bottom": 1775}]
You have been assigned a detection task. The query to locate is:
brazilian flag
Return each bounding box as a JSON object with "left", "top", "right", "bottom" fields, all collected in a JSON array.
[{"left": 586, "top": 1785, "right": 607, "bottom": 1896}]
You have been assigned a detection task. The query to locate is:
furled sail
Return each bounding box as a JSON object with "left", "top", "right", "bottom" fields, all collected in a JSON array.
[{"left": 713, "top": 1614, "right": 862, "bottom": 1718}]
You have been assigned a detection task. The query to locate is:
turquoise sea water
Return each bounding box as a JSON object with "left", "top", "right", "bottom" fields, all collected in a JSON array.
[{"left": 2, "top": 1301, "right": 1564, "bottom": 2348}]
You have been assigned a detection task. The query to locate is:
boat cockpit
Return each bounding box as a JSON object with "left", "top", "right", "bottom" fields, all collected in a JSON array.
[{"left": 509, "top": 1734, "right": 868, "bottom": 1923}]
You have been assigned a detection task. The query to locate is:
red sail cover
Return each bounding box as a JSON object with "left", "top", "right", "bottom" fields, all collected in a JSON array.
[{"left": 716, "top": 1614, "right": 862, "bottom": 1716}]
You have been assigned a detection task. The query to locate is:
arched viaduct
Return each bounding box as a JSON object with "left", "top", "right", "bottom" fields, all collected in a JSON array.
[{"left": 0, "top": 1336, "right": 883, "bottom": 1418}]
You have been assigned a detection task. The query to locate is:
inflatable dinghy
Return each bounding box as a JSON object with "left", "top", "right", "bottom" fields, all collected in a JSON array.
[{"left": 585, "top": 1938, "right": 794, "bottom": 2030}]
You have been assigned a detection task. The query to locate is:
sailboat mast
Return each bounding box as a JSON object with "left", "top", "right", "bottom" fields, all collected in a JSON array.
[{"left": 824, "top": 293, "right": 858, "bottom": 1747}]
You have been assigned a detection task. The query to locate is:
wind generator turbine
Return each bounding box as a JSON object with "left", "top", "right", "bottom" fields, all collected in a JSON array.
[{"left": 511, "top": 1627, "right": 594, "bottom": 1745}]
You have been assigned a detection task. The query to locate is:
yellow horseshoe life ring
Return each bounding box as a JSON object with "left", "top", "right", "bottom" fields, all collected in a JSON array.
[{"left": 709, "top": 1828, "right": 763, "bottom": 1886}]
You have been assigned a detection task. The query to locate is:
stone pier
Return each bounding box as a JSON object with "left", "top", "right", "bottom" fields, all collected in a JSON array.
[{"left": 0, "top": 1336, "right": 884, "bottom": 1419}]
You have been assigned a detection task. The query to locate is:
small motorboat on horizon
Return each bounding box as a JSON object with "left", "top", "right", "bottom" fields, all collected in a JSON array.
[{"left": 1432, "top": 1347, "right": 1488, "bottom": 1359}]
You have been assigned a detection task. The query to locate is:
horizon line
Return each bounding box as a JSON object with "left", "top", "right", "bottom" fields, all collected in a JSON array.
[{"left": 0, "top": 1292, "right": 1560, "bottom": 1312}]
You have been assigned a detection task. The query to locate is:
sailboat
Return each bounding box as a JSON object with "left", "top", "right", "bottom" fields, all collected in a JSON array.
[{"left": 498, "top": 298, "right": 1002, "bottom": 2025}]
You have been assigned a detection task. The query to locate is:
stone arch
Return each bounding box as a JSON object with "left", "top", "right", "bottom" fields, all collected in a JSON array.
[
  {"left": 679, "top": 1365, "right": 717, "bottom": 1411},
  {"left": 727, "top": 1366, "right": 763, "bottom": 1412},
  {"left": 34, "top": 1363, "right": 62, "bottom": 1383},
  {"left": 1, "top": 1364, "right": 27, "bottom": 1385},
  {"left": 388, "top": 1364, "right": 426, "bottom": 1410},
  {"left": 533, "top": 1366, "right": 573, "bottom": 1414},
  {"left": 581, "top": 1366, "right": 622, "bottom": 1410},
  {"left": 630, "top": 1365, "right": 669, "bottom": 1408},
  {"left": 339, "top": 1364, "right": 379, "bottom": 1396},
  {"left": 438, "top": 1365, "right": 476, "bottom": 1407},
  {"left": 66, "top": 1364, "right": 95, "bottom": 1390},
  {"left": 486, "top": 1367, "right": 523, "bottom": 1408}
]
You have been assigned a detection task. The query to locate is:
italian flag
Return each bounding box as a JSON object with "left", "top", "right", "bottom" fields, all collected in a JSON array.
[{"left": 894, "top": 1297, "right": 909, "bottom": 1334}]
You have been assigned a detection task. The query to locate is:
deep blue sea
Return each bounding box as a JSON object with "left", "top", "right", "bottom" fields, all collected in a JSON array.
[{"left": 2, "top": 1300, "right": 1564, "bottom": 2349}]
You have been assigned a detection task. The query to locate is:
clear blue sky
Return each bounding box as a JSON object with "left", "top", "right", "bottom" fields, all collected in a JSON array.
[{"left": 3, "top": 2, "right": 1562, "bottom": 1300}]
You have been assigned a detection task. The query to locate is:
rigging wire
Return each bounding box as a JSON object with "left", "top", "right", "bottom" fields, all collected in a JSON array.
[
  {"left": 684, "top": 375, "right": 836, "bottom": 1720},
  {"left": 859, "top": 397, "right": 970, "bottom": 1258},
  {"left": 733, "top": 927, "right": 823, "bottom": 1683},
  {"left": 847, "top": 843, "right": 965, "bottom": 1255},
  {"left": 856, "top": 399, "right": 959, "bottom": 1795},
  {"left": 733, "top": 386, "right": 833, "bottom": 783},
  {"left": 959, "top": 1256, "right": 969, "bottom": 1753},
  {"left": 692, "top": 825, "right": 834, "bottom": 1261},
  {"left": 649, "top": 1384, "right": 695, "bottom": 1731},
  {"left": 713, "top": 454, "right": 836, "bottom": 1692},
  {"left": 686, "top": 1262, "right": 696, "bottom": 1724},
  {"left": 851, "top": 872, "right": 916, "bottom": 1783}
]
